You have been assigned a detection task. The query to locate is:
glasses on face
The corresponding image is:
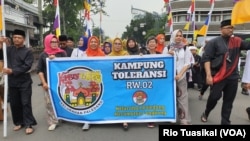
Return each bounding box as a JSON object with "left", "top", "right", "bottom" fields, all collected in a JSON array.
[
  {"left": 50, "top": 41, "right": 58, "bottom": 44},
  {"left": 114, "top": 42, "right": 121, "bottom": 45},
  {"left": 222, "top": 26, "right": 234, "bottom": 30}
]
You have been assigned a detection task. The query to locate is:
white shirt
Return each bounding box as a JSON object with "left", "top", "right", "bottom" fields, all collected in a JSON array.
[
  {"left": 71, "top": 48, "right": 87, "bottom": 58},
  {"left": 242, "top": 51, "right": 250, "bottom": 83},
  {"left": 163, "top": 46, "right": 194, "bottom": 81}
]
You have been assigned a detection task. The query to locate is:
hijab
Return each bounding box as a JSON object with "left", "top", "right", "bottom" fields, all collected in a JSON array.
[
  {"left": 155, "top": 34, "right": 165, "bottom": 53},
  {"left": 86, "top": 36, "right": 105, "bottom": 56},
  {"left": 78, "top": 36, "right": 89, "bottom": 51},
  {"left": 169, "top": 29, "right": 185, "bottom": 49},
  {"left": 109, "top": 37, "right": 129, "bottom": 56},
  {"left": 44, "top": 34, "right": 65, "bottom": 55},
  {"left": 103, "top": 41, "right": 112, "bottom": 55},
  {"left": 126, "top": 37, "right": 140, "bottom": 55}
]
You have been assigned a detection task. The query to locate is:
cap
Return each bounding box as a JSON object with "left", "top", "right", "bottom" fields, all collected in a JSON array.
[
  {"left": 59, "top": 35, "right": 68, "bottom": 41},
  {"left": 13, "top": 29, "right": 25, "bottom": 38},
  {"left": 220, "top": 19, "right": 231, "bottom": 28}
]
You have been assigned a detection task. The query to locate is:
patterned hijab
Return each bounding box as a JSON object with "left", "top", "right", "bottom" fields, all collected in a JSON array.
[
  {"left": 109, "top": 37, "right": 129, "bottom": 56},
  {"left": 169, "top": 29, "right": 185, "bottom": 49},
  {"left": 86, "top": 36, "right": 105, "bottom": 56},
  {"left": 44, "top": 34, "right": 65, "bottom": 55},
  {"left": 78, "top": 36, "right": 89, "bottom": 51}
]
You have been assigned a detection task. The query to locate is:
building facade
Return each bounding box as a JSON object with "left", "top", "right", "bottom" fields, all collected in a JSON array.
[
  {"left": 3, "top": 0, "right": 44, "bottom": 47},
  {"left": 166, "top": 0, "right": 250, "bottom": 44}
]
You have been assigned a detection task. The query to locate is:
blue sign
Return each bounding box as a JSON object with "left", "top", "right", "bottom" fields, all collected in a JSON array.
[{"left": 47, "top": 54, "right": 176, "bottom": 124}]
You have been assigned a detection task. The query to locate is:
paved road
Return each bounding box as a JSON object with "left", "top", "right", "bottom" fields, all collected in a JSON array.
[{"left": 0, "top": 73, "right": 249, "bottom": 141}]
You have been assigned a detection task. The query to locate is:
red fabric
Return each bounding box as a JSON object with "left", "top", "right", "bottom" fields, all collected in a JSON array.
[
  {"left": 213, "top": 37, "right": 241, "bottom": 83},
  {"left": 54, "top": 0, "right": 57, "bottom": 6}
]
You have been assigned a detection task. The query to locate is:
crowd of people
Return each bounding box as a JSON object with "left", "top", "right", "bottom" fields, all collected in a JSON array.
[{"left": 0, "top": 19, "right": 250, "bottom": 135}]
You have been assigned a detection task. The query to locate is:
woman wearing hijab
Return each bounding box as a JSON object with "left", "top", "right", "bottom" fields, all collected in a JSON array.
[
  {"left": 102, "top": 41, "right": 112, "bottom": 55},
  {"left": 162, "top": 29, "right": 194, "bottom": 125},
  {"left": 155, "top": 33, "right": 166, "bottom": 54},
  {"left": 126, "top": 37, "right": 141, "bottom": 55},
  {"left": 108, "top": 37, "right": 129, "bottom": 130},
  {"left": 109, "top": 38, "right": 129, "bottom": 56},
  {"left": 81, "top": 36, "right": 105, "bottom": 131},
  {"left": 37, "top": 34, "right": 67, "bottom": 131},
  {"left": 86, "top": 36, "right": 105, "bottom": 57},
  {"left": 71, "top": 36, "right": 88, "bottom": 57}
]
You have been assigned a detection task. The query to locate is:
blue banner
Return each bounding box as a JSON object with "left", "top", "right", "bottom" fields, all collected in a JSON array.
[{"left": 47, "top": 54, "right": 176, "bottom": 124}]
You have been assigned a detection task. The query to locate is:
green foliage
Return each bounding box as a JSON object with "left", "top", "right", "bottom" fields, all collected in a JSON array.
[
  {"left": 122, "top": 13, "right": 166, "bottom": 45},
  {"left": 245, "top": 38, "right": 250, "bottom": 42},
  {"left": 42, "top": 0, "right": 107, "bottom": 42}
]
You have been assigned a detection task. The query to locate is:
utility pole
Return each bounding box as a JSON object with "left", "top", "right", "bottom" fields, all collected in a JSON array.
[
  {"left": 99, "top": 0, "right": 105, "bottom": 43},
  {"left": 38, "top": 0, "right": 43, "bottom": 46}
]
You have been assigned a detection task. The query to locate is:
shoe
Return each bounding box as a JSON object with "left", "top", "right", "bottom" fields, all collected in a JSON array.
[
  {"left": 147, "top": 122, "right": 155, "bottom": 128},
  {"left": 48, "top": 124, "right": 57, "bottom": 131},
  {"left": 241, "top": 89, "right": 249, "bottom": 95},
  {"left": 201, "top": 112, "right": 208, "bottom": 122},
  {"left": 25, "top": 126, "right": 34, "bottom": 135},
  {"left": 246, "top": 107, "right": 250, "bottom": 120},
  {"left": 82, "top": 123, "right": 90, "bottom": 131},
  {"left": 123, "top": 123, "right": 128, "bottom": 130},
  {"left": 198, "top": 95, "right": 203, "bottom": 100}
]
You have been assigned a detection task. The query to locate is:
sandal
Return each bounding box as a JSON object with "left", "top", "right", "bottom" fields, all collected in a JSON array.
[
  {"left": 13, "top": 125, "right": 23, "bottom": 131},
  {"left": 25, "top": 126, "right": 34, "bottom": 135},
  {"left": 201, "top": 113, "right": 208, "bottom": 122}
]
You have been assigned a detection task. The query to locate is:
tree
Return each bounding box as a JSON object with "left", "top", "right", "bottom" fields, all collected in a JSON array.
[
  {"left": 122, "top": 13, "right": 165, "bottom": 45},
  {"left": 42, "top": 0, "right": 107, "bottom": 42}
]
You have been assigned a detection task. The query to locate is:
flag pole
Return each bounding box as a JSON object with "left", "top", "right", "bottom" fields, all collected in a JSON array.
[
  {"left": 53, "top": 0, "right": 61, "bottom": 37},
  {"left": 185, "top": 13, "right": 191, "bottom": 39},
  {"left": 192, "top": 0, "right": 196, "bottom": 42},
  {"left": 57, "top": 0, "right": 61, "bottom": 36},
  {"left": 202, "top": 0, "right": 214, "bottom": 44},
  {"left": 1, "top": 0, "right": 8, "bottom": 137}
]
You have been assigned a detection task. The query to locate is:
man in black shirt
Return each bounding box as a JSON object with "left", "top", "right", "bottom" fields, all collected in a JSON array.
[
  {"left": 0, "top": 29, "right": 37, "bottom": 134},
  {"left": 200, "top": 19, "right": 250, "bottom": 125},
  {"left": 59, "top": 35, "right": 73, "bottom": 57}
]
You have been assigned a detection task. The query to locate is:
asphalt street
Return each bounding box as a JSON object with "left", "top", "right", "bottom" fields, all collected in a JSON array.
[{"left": 0, "top": 73, "right": 249, "bottom": 141}]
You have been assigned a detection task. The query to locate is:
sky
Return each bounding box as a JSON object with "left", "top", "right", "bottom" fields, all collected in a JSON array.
[{"left": 91, "top": 0, "right": 166, "bottom": 38}]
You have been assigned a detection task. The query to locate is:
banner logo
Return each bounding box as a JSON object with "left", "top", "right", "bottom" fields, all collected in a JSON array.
[{"left": 57, "top": 67, "right": 103, "bottom": 114}]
